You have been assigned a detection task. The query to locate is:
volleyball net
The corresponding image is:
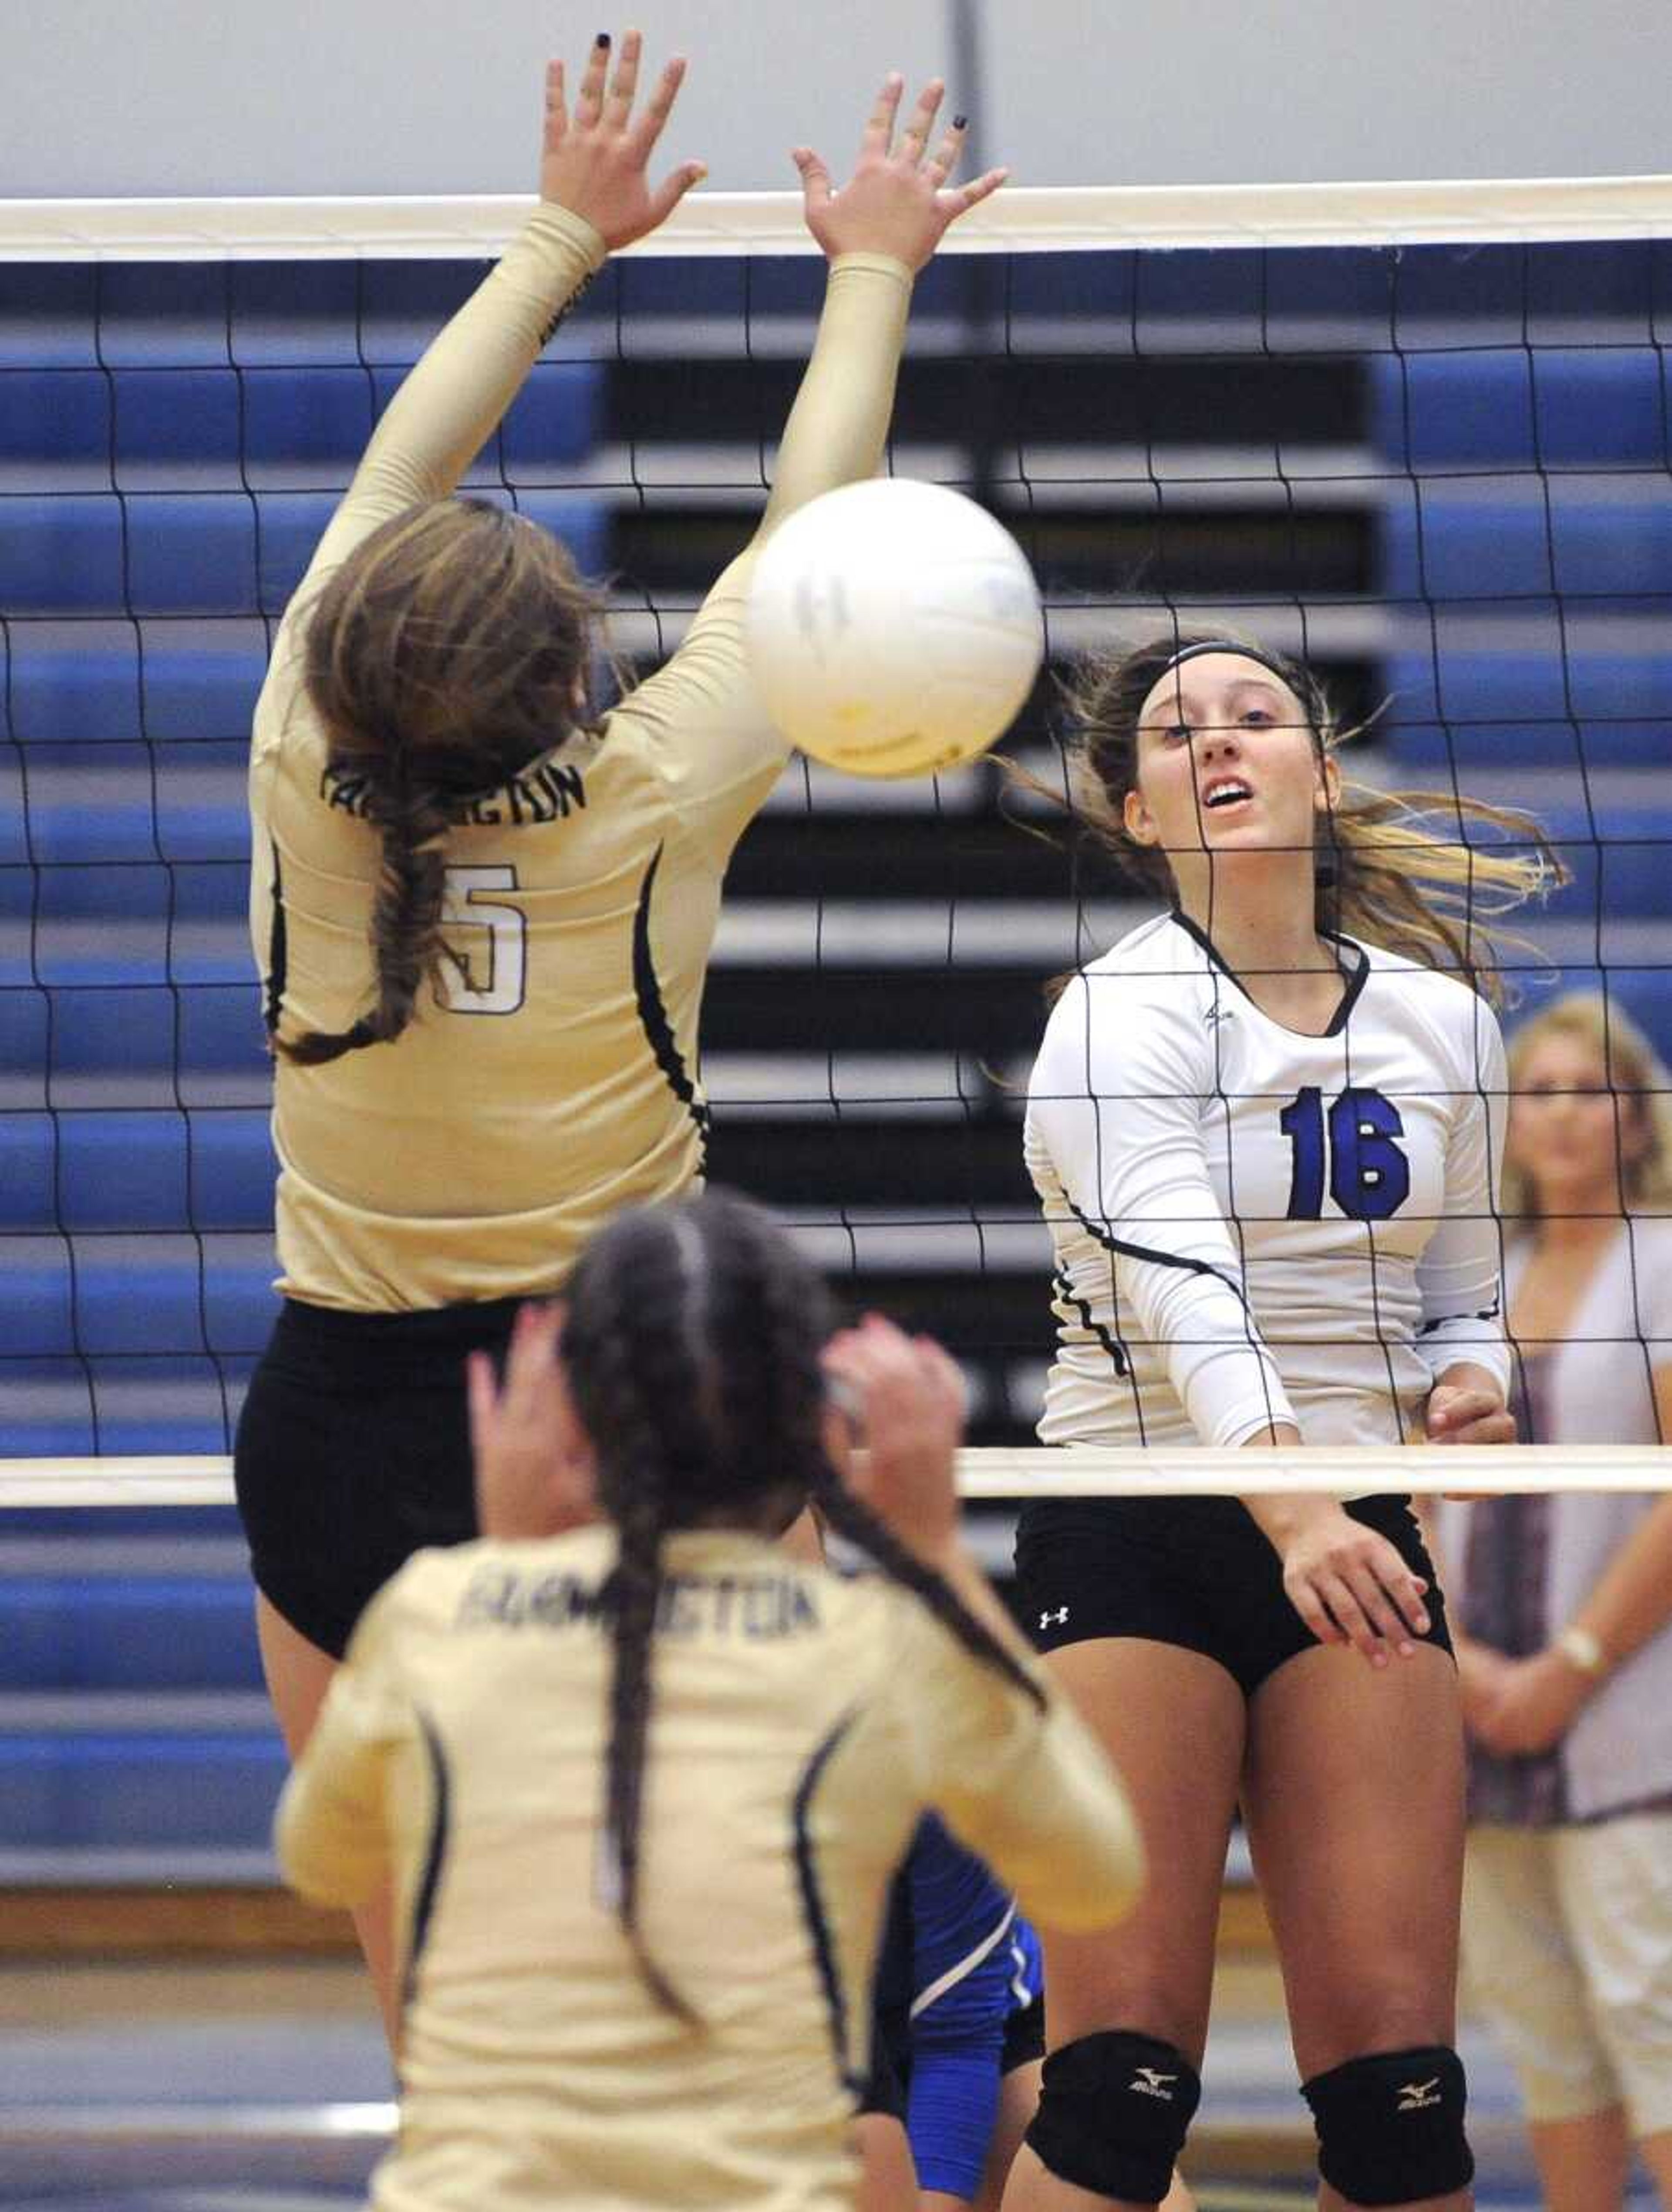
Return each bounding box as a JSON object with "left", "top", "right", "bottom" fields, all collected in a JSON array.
[{"left": 4, "top": 180, "right": 1672, "bottom": 1477}]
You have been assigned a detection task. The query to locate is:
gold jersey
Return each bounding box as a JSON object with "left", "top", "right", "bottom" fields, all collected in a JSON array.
[
  {"left": 248, "top": 206, "right": 913, "bottom": 1310},
  {"left": 276, "top": 1525, "right": 1140, "bottom": 2212}
]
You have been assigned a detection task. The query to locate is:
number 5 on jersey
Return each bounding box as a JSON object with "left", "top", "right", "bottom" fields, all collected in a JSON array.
[
  {"left": 439, "top": 865, "right": 528, "bottom": 1015},
  {"left": 1279, "top": 1085, "right": 1410, "bottom": 1220}
]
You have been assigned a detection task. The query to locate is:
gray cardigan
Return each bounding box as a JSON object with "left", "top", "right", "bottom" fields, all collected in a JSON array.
[{"left": 1440, "top": 1219, "right": 1672, "bottom": 1821}]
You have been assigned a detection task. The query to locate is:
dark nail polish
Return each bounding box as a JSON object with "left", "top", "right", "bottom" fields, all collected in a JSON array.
[
  {"left": 952, "top": 114, "right": 967, "bottom": 129},
  {"left": 595, "top": 30, "right": 611, "bottom": 47}
]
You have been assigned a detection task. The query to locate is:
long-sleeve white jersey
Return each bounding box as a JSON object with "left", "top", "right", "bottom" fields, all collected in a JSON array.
[{"left": 1024, "top": 910, "right": 1512, "bottom": 1453}]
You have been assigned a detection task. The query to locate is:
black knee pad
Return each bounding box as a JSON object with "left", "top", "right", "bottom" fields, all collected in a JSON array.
[
  {"left": 1301, "top": 2044, "right": 1473, "bottom": 2207},
  {"left": 1025, "top": 2030, "right": 1201, "bottom": 2206}
]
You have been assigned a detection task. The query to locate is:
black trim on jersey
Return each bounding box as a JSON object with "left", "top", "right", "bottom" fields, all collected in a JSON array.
[
  {"left": 1417, "top": 1289, "right": 1502, "bottom": 1336},
  {"left": 263, "top": 838, "right": 289, "bottom": 1036},
  {"left": 1052, "top": 1264, "right": 1129, "bottom": 1378},
  {"left": 1170, "top": 907, "right": 1369, "bottom": 1038},
  {"left": 402, "top": 1708, "right": 452, "bottom": 2020},
  {"left": 633, "top": 845, "right": 711, "bottom": 1148},
  {"left": 792, "top": 1708, "right": 865, "bottom": 2100},
  {"left": 1065, "top": 1190, "right": 1249, "bottom": 1308}
]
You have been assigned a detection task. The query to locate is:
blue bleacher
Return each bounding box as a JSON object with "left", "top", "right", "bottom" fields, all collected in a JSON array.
[
  {"left": 0, "top": 1733, "right": 286, "bottom": 1851},
  {"left": 6, "top": 234, "right": 1672, "bottom": 1879},
  {"left": 0, "top": 1578, "right": 265, "bottom": 1693},
  {"left": 2, "top": 253, "right": 610, "bottom": 1876}
]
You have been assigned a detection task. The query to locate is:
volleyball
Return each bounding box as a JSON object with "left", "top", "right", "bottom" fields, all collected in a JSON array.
[{"left": 745, "top": 477, "right": 1045, "bottom": 778}]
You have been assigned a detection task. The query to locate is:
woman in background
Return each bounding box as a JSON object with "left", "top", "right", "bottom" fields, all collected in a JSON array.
[{"left": 1443, "top": 993, "right": 1672, "bottom": 2212}]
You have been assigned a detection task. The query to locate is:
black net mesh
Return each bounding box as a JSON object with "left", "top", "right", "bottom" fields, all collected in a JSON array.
[{"left": 3, "top": 233, "right": 1670, "bottom": 1458}]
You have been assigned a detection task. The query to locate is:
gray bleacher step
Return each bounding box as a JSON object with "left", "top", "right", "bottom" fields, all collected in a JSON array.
[
  {"left": 0, "top": 1535, "right": 249, "bottom": 1577},
  {"left": 0, "top": 1691, "right": 274, "bottom": 1733},
  {"left": 0, "top": 1844, "right": 279, "bottom": 1885}
]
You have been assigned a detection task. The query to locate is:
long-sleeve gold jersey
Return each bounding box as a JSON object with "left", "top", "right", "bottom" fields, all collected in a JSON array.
[
  {"left": 249, "top": 205, "right": 913, "bottom": 1311},
  {"left": 276, "top": 1525, "right": 1141, "bottom": 2212}
]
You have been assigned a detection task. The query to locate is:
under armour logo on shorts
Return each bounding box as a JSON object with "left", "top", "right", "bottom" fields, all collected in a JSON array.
[{"left": 1039, "top": 1605, "right": 1069, "bottom": 1629}]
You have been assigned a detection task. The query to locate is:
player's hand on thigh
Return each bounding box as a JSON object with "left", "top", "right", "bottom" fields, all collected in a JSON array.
[
  {"left": 821, "top": 1314, "right": 967, "bottom": 1565},
  {"left": 793, "top": 73, "right": 1008, "bottom": 270},
  {"left": 467, "top": 1301, "right": 597, "bottom": 1539},
  {"left": 539, "top": 29, "right": 707, "bottom": 249},
  {"left": 1273, "top": 1501, "right": 1433, "bottom": 1669}
]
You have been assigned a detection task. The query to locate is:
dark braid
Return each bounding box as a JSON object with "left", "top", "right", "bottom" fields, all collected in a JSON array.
[
  {"left": 561, "top": 1187, "right": 1049, "bottom": 2020},
  {"left": 280, "top": 772, "right": 453, "bottom": 1065},
  {"left": 804, "top": 1467, "right": 1045, "bottom": 1715},
  {"left": 702, "top": 1208, "right": 1047, "bottom": 1714},
  {"left": 566, "top": 1243, "right": 714, "bottom": 2023},
  {"left": 275, "top": 496, "right": 604, "bottom": 1065}
]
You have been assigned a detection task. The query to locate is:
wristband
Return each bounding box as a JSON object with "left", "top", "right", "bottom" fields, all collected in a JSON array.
[{"left": 1555, "top": 1625, "right": 1608, "bottom": 1678}]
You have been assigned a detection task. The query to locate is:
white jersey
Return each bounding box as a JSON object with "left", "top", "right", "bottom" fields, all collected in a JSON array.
[{"left": 1024, "top": 910, "right": 1511, "bottom": 1453}]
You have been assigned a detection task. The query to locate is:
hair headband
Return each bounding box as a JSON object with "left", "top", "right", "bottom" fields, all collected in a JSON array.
[{"left": 1149, "top": 640, "right": 1306, "bottom": 691}]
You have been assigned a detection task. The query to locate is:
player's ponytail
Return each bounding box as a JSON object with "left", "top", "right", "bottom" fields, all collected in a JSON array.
[
  {"left": 560, "top": 1187, "right": 1048, "bottom": 2020},
  {"left": 802, "top": 1465, "right": 1046, "bottom": 1715},
  {"left": 279, "top": 770, "right": 454, "bottom": 1065},
  {"left": 275, "top": 497, "right": 603, "bottom": 1064},
  {"left": 739, "top": 1219, "right": 1047, "bottom": 1718},
  {"left": 567, "top": 1261, "right": 703, "bottom": 2024},
  {"left": 1025, "top": 630, "right": 1560, "bottom": 1009}
]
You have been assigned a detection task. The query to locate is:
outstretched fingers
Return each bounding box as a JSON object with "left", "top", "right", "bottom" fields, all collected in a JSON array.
[
  {"left": 919, "top": 115, "right": 966, "bottom": 187},
  {"left": 792, "top": 144, "right": 834, "bottom": 218},
  {"left": 632, "top": 53, "right": 687, "bottom": 152},
  {"left": 938, "top": 164, "right": 1009, "bottom": 220},
  {"left": 645, "top": 154, "right": 708, "bottom": 227},
  {"left": 893, "top": 78, "right": 945, "bottom": 167},
  {"left": 543, "top": 58, "right": 568, "bottom": 153},
  {"left": 574, "top": 30, "right": 611, "bottom": 127},
  {"left": 860, "top": 71, "right": 905, "bottom": 158},
  {"left": 604, "top": 26, "right": 641, "bottom": 124}
]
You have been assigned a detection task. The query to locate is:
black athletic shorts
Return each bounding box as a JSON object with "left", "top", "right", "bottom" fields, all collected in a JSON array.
[
  {"left": 1013, "top": 1491, "right": 1450, "bottom": 1698},
  {"left": 862, "top": 1988, "right": 1046, "bottom": 2120},
  {"left": 1002, "top": 1990, "right": 1046, "bottom": 2073},
  {"left": 233, "top": 1294, "right": 522, "bottom": 1660}
]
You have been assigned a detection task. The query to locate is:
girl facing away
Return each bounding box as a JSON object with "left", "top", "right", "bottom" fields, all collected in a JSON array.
[
  {"left": 237, "top": 28, "right": 1005, "bottom": 2035},
  {"left": 276, "top": 1190, "right": 1142, "bottom": 2212}
]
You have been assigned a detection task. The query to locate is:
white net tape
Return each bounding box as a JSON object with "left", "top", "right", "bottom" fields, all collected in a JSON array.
[
  {"left": 1, "top": 1446, "right": 1665, "bottom": 1511},
  {"left": 3, "top": 176, "right": 1672, "bottom": 260}
]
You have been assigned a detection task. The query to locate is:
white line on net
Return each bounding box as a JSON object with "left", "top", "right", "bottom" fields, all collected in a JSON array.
[
  {"left": 3, "top": 178, "right": 1672, "bottom": 260},
  {"left": 0, "top": 1447, "right": 1666, "bottom": 1511}
]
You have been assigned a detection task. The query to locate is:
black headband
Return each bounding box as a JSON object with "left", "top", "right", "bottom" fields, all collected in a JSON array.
[{"left": 1148, "top": 640, "right": 1305, "bottom": 691}]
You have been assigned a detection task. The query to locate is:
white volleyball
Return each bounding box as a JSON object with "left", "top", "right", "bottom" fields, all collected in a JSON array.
[{"left": 745, "top": 477, "right": 1044, "bottom": 778}]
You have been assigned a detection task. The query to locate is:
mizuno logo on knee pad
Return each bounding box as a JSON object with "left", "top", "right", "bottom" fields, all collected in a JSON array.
[
  {"left": 1397, "top": 2076, "right": 1441, "bottom": 2111},
  {"left": 1301, "top": 2044, "right": 1474, "bottom": 2208},
  {"left": 1025, "top": 2030, "right": 1201, "bottom": 2206}
]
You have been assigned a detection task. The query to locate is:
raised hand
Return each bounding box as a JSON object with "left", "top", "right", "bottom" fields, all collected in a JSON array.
[
  {"left": 821, "top": 1314, "right": 967, "bottom": 1565},
  {"left": 794, "top": 73, "right": 1008, "bottom": 271},
  {"left": 467, "top": 1301, "right": 597, "bottom": 1540},
  {"left": 539, "top": 29, "right": 707, "bottom": 251}
]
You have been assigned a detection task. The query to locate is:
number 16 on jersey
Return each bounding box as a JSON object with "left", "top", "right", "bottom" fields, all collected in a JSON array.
[{"left": 1279, "top": 1086, "right": 1410, "bottom": 1220}]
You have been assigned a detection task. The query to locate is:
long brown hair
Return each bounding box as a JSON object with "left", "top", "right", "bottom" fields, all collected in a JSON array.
[
  {"left": 1036, "top": 631, "right": 1561, "bottom": 1008},
  {"left": 276, "top": 498, "right": 603, "bottom": 1065},
  {"left": 559, "top": 1187, "right": 1044, "bottom": 2021}
]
